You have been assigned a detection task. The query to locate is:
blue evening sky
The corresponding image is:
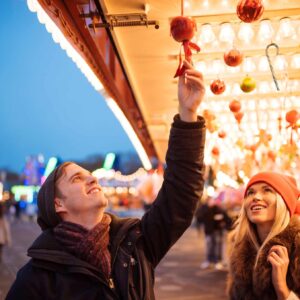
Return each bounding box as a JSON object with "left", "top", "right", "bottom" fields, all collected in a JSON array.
[{"left": 0, "top": 0, "right": 135, "bottom": 173}]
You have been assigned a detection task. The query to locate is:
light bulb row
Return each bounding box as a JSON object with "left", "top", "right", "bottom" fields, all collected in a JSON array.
[
  {"left": 196, "top": 17, "right": 300, "bottom": 46},
  {"left": 195, "top": 54, "right": 300, "bottom": 76},
  {"left": 202, "top": 80, "right": 300, "bottom": 98}
]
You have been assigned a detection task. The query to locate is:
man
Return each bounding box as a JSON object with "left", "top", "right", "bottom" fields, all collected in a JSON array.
[
  {"left": 6, "top": 60, "right": 206, "bottom": 299},
  {"left": 196, "top": 197, "right": 232, "bottom": 270}
]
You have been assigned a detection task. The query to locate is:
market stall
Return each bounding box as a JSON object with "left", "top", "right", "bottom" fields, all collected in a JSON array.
[{"left": 27, "top": 0, "right": 300, "bottom": 184}]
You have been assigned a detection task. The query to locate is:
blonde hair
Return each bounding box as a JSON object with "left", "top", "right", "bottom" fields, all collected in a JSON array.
[{"left": 231, "top": 193, "right": 290, "bottom": 268}]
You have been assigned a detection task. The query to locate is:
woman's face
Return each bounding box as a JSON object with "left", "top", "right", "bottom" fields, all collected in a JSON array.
[{"left": 244, "top": 182, "right": 277, "bottom": 229}]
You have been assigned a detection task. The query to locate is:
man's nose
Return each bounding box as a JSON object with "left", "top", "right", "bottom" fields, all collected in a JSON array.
[{"left": 87, "top": 175, "right": 97, "bottom": 185}]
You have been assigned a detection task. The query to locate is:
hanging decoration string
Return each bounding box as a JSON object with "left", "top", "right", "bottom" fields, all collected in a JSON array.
[{"left": 181, "top": 0, "right": 184, "bottom": 16}]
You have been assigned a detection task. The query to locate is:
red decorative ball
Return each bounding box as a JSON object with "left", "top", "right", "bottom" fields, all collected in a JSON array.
[
  {"left": 229, "top": 100, "right": 241, "bottom": 113},
  {"left": 218, "top": 131, "right": 226, "bottom": 139},
  {"left": 286, "top": 110, "right": 299, "bottom": 124},
  {"left": 212, "top": 146, "right": 220, "bottom": 156},
  {"left": 170, "top": 16, "right": 196, "bottom": 42},
  {"left": 267, "top": 150, "right": 276, "bottom": 161},
  {"left": 224, "top": 49, "right": 244, "bottom": 67},
  {"left": 237, "top": 0, "right": 264, "bottom": 23},
  {"left": 210, "top": 79, "right": 226, "bottom": 95}
]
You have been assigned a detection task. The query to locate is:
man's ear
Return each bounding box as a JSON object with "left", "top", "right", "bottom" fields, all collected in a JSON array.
[{"left": 54, "top": 197, "right": 67, "bottom": 213}]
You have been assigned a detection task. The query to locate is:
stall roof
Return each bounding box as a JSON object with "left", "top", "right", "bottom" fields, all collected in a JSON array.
[{"left": 30, "top": 0, "right": 300, "bottom": 175}]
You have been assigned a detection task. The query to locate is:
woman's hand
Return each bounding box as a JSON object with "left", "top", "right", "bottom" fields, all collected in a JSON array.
[
  {"left": 267, "top": 245, "right": 290, "bottom": 300},
  {"left": 178, "top": 60, "right": 205, "bottom": 122}
]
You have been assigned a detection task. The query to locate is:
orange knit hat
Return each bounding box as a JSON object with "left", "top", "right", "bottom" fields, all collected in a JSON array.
[{"left": 245, "top": 172, "right": 300, "bottom": 216}]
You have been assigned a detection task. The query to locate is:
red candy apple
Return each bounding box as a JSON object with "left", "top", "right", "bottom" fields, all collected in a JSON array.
[
  {"left": 170, "top": 16, "right": 196, "bottom": 42},
  {"left": 170, "top": 16, "right": 200, "bottom": 77}
]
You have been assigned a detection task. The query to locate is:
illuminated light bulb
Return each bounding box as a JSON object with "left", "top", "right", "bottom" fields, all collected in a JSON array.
[
  {"left": 270, "top": 98, "right": 280, "bottom": 109},
  {"left": 221, "top": 0, "right": 228, "bottom": 6},
  {"left": 249, "top": 112, "right": 257, "bottom": 122},
  {"left": 248, "top": 100, "right": 256, "bottom": 110},
  {"left": 200, "top": 24, "right": 216, "bottom": 44},
  {"left": 242, "top": 57, "right": 256, "bottom": 73},
  {"left": 238, "top": 23, "right": 254, "bottom": 44},
  {"left": 250, "top": 123, "right": 257, "bottom": 131},
  {"left": 290, "top": 80, "right": 300, "bottom": 91},
  {"left": 195, "top": 61, "right": 207, "bottom": 73},
  {"left": 219, "top": 22, "right": 235, "bottom": 43},
  {"left": 184, "top": 1, "right": 191, "bottom": 9},
  {"left": 258, "top": 81, "right": 270, "bottom": 94},
  {"left": 211, "top": 59, "right": 225, "bottom": 74},
  {"left": 232, "top": 83, "right": 242, "bottom": 95},
  {"left": 219, "top": 114, "right": 228, "bottom": 122},
  {"left": 291, "top": 54, "right": 300, "bottom": 69},
  {"left": 258, "top": 56, "right": 269, "bottom": 72},
  {"left": 227, "top": 64, "right": 240, "bottom": 73},
  {"left": 274, "top": 55, "right": 287, "bottom": 71},
  {"left": 258, "top": 19, "right": 274, "bottom": 41},
  {"left": 259, "top": 99, "right": 268, "bottom": 109},
  {"left": 203, "top": 0, "right": 209, "bottom": 8},
  {"left": 223, "top": 84, "right": 231, "bottom": 96},
  {"left": 276, "top": 17, "right": 296, "bottom": 40}
]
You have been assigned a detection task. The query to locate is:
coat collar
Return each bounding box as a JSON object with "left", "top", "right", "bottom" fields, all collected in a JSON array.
[{"left": 229, "top": 216, "right": 300, "bottom": 299}]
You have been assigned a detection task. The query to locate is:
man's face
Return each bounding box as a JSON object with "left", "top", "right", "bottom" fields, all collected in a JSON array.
[{"left": 54, "top": 163, "right": 108, "bottom": 219}]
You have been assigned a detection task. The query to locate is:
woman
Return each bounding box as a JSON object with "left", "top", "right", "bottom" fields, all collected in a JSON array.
[{"left": 227, "top": 172, "right": 300, "bottom": 300}]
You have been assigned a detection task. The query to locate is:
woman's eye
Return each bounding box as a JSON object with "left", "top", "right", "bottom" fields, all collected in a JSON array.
[{"left": 247, "top": 190, "right": 254, "bottom": 196}]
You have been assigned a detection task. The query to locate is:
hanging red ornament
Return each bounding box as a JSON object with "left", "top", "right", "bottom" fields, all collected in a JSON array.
[
  {"left": 218, "top": 131, "right": 226, "bottom": 138},
  {"left": 229, "top": 100, "right": 241, "bottom": 113},
  {"left": 171, "top": 16, "right": 200, "bottom": 77},
  {"left": 286, "top": 109, "right": 299, "bottom": 144},
  {"left": 212, "top": 146, "right": 220, "bottom": 156},
  {"left": 236, "top": 0, "right": 264, "bottom": 23},
  {"left": 267, "top": 150, "right": 276, "bottom": 162},
  {"left": 224, "top": 49, "right": 244, "bottom": 67},
  {"left": 210, "top": 79, "right": 226, "bottom": 95},
  {"left": 234, "top": 111, "right": 244, "bottom": 124},
  {"left": 286, "top": 109, "right": 299, "bottom": 125}
]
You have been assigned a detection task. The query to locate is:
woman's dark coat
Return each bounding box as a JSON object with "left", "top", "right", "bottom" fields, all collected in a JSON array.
[{"left": 6, "top": 115, "right": 206, "bottom": 300}]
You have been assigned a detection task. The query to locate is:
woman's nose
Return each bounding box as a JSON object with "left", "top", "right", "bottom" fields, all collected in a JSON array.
[{"left": 253, "top": 192, "right": 263, "bottom": 201}]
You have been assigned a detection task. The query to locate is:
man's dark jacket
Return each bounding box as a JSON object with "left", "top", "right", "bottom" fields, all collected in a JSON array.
[{"left": 6, "top": 115, "right": 206, "bottom": 300}]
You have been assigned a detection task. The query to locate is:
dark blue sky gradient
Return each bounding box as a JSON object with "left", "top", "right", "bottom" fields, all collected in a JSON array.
[{"left": 0, "top": 0, "right": 135, "bottom": 173}]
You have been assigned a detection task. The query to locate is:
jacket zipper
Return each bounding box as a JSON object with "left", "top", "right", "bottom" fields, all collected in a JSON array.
[{"left": 108, "top": 277, "right": 115, "bottom": 289}]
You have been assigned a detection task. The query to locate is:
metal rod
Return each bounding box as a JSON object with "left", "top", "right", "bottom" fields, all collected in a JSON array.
[{"left": 89, "top": 20, "right": 159, "bottom": 29}]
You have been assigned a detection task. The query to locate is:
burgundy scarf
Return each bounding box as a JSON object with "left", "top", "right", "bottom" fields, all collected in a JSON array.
[{"left": 54, "top": 214, "right": 112, "bottom": 279}]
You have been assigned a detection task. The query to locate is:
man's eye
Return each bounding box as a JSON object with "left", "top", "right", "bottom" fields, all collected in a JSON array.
[{"left": 73, "top": 176, "right": 81, "bottom": 182}]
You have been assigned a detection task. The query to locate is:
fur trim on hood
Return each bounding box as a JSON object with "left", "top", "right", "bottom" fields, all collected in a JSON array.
[{"left": 227, "top": 216, "right": 300, "bottom": 300}]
